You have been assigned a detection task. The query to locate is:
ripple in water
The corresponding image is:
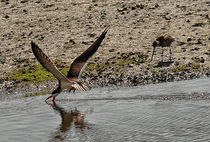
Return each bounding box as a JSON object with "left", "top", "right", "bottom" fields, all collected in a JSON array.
[{"left": 0, "top": 77, "right": 209, "bottom": 142}]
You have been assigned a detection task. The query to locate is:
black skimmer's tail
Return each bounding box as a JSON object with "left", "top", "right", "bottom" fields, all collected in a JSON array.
[{"left": 31, "top": 28, "right": 108, "bottom": 101}]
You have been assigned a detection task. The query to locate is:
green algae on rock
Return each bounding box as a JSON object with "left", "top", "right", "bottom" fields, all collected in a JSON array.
[{"left": 7, "top": 64, "right": 54, "bottom": 83}]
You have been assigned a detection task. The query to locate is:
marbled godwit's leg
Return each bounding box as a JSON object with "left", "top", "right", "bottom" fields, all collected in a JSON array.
[
  {"left": 169, "top": 46, "right": 172, "bottom": 61},
  {"left": 161, "top": 47, "right": 164, "bottom": 62},
  {"left": 150, "top": 47, "right": 156, "bottom": 62}
]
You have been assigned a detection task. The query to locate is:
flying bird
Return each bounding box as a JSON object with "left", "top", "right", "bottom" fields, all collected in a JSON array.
[
  {"left": 150, "top": 33, "right": 175, "bottom": 62},
  {"left": 31, "top": 28, "right": 108, "bottom": 101}
]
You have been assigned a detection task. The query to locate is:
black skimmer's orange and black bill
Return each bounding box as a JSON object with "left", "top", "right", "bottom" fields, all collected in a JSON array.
[{"left": 31, "top": 28, "right": 108, "bottom": 101}]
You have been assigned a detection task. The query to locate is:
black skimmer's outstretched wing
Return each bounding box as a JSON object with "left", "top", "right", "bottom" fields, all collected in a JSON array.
[
  {"left": 31, "top": 42, "right": 70, "bottom": 83},
  {"left": 67, "top": 27, "right": 109, "bottom": 79}
]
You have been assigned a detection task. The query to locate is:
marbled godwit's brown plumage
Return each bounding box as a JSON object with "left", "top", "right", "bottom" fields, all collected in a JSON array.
[
  {"left": 31, "top": 28, "right": 108, "bottom": 101},
  {"left": 150, "top": 33, "right": 175, "bottom": 62}
]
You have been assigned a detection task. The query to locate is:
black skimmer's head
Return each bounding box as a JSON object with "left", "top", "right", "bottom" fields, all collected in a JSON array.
[{"left": 31, "top": 28, "right": 109, "bottom": 101}]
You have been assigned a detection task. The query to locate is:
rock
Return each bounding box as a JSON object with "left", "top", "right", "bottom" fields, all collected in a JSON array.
[
  {"left": 200, "top": 57, "right": 205, "bottom": 63},
  {"left": 181, "top": 47, "right": 186, "bottom": 52},
  {"left": 177, "top": 41, "right": 185, "bottom": 46},
  {"left": 187, "top": 37, "right": 192, "bottom": 42},
  {"left": 109, "top": 49, "right": 115, "bottom": 52},
  {"left": 196, "top": 38, "right": 202, "bottom": 44},
  {"left": 4, "top": 15, "right": 9, "bottom": 19}
]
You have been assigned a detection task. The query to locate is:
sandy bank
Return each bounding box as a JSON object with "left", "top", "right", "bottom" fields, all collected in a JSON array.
[{"left": 0, "top": 0, "right": 209, "bottom": 94}]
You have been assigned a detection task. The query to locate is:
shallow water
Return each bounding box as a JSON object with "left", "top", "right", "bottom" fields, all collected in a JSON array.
[{"left": 0, "top": 77, "right": 210, "bottom": 142}]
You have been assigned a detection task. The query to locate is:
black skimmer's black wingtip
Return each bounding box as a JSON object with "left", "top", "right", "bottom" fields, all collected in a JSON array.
[
  {"left": 31, "top": 41, "right": 36, "bottom": 47},
  {"left": 99, "top": 26, "right": 109, "bottom": 39},
  {"left": 103, "top": 26, "right": 110, "bottom": 34}
]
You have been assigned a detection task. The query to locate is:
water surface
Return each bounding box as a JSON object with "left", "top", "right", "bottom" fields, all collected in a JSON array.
[{"left": 0, "top": 77, "right": 210, "bottom": 142}]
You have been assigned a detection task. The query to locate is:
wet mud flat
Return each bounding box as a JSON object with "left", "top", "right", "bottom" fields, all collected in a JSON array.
[
  {"left": 0, "top": 0, "right": 210, "bottom": 94},
  {"left": 0, "top": 78, "right": 210, "bottom": 142},
  {"left": 1, "top": 71, "right": 209, "bottom": 95}
]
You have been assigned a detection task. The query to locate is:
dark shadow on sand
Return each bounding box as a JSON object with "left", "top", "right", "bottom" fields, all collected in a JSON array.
[{"left": 155, "top": 61, "right": 174, "bottom": 67}]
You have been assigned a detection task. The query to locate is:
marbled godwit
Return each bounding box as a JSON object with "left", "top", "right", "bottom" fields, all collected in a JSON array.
[
  {"left": 31, "top": 28, "right": 108, "bottom": 101},
  {"left": 150, "top": 33, "right": 175, "bottom": 62}
]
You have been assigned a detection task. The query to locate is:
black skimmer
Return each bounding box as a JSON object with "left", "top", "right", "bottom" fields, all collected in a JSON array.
[
  {"left": 31, "top": 28, "right": 108, "bottom": 101},
  {"left": 150, "top": 33, "right": 175, "bottom": 62}
]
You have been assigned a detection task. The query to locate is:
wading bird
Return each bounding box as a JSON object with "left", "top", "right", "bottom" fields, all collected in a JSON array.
[
  {"left": 150, "top": 33, "right": 175, "bottom": 62},
  {"left": 31, "top": 28, "right": 108, "bottom": 101}
]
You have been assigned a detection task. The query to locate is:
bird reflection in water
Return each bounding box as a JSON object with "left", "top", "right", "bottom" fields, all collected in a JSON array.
[{"left": 47, "top": 101, "right": 90, "bottom": 141}]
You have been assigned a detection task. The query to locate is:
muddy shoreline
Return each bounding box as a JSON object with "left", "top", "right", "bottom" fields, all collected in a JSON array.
[
  {"left": 1, "top": 70, "right": 209, "bottom": 95},
  {"left": 0, "top": 0, "right": 209, "bottom": 95}
]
